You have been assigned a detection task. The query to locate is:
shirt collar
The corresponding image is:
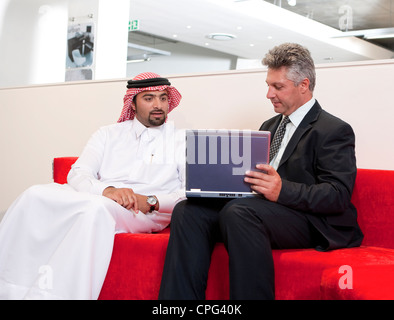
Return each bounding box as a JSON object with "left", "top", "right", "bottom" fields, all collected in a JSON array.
[
  {"left": 287, "top": 97, "right": 316, "bottom": 128},
  {"left": 132, "top": 118, "right": 147, "bottom": 138},
  {"left": 132, "top": 118, "right": 164, "bottom": 140}
]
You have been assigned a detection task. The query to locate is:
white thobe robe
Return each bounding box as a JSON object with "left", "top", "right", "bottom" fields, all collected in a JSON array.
[{"left": 0, "top": 119, "right": 185, "bottom": 299}]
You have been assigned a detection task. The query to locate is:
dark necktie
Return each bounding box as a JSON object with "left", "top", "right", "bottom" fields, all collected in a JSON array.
[{"left": 269, "top": 115, "right": 291, "bottom": 162}]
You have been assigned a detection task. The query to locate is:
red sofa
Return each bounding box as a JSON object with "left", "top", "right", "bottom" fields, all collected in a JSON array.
[{"left": 53, "top": 157, "right": 394, "bottom": 300}]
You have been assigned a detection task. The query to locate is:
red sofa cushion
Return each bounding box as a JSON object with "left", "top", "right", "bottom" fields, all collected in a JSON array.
[
  {"left": 321, "top": 264, "right": 394, "bottom": 300},
  {"left": 272, "top": 246, "right": 394, "bottom": 300},
  {"left": 98, "top": 231, "right": 170, "bottom": 300},
  {"left": 99, "top": 242, "right": 394, "bottom": 300},
  {"left": 98, "top": 232, "right": 231, "bottom": 300}
]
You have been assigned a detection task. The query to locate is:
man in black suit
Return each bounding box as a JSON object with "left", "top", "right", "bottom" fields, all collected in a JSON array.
[{"left": 159, "top": 43, "right": 363, "bottom": 300}]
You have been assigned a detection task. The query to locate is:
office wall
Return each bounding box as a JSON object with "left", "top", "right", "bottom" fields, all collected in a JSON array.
[{"left": 1, "top": 59, "right": 393, "bottom": 214}]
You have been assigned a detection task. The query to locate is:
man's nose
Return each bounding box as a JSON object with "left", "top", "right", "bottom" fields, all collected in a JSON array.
[
  {"left": 266, "top": 86, "right": 275, "bottom": 99},
  {"left": 152, "top": 97, "right": 161, "bottom": 109}
]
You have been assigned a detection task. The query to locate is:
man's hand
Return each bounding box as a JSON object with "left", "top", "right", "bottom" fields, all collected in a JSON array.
[
  {"left": 244, "top": 164, "right": 282, "bottom": 202},
  {"left": 102, "top": 187, "right": 158, "bottom": 214},
  {"left": 103, "top": 187, "right": 140, "bottom": 212}
]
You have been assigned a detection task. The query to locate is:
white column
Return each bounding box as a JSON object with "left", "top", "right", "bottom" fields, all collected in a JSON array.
[
  {"left": 94, "top": 0, "right": 130, "bottom": 80},
  {"left": 31, "top": 1, "right": 68, "bottom": 85}
]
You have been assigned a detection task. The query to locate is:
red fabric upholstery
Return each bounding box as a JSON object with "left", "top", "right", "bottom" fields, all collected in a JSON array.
[
  {"left": 53, "top": 157, "right": 77, "bottom": 184},
  {"left": 273, "top": 246, "right": 394, "bottom": 300},
  {"left": 98, "top": 231, "right": 170, "bottom": 300},
  {"left": 52, "top": 157, "right": 394, "bottom": 299},
  {"left": 321, "top": 265, "right": 394, "bottom": 300},
  {"left": 351, "top": 169, "right": 394, "bottom": 248}
]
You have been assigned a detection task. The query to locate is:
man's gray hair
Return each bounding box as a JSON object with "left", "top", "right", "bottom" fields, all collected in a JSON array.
[{"left": 262, "top": 43, "right": 316, "bottom": 92}]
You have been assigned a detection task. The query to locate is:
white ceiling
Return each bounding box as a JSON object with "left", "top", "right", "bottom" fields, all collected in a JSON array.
[{"left": 129, "top": 0, "right": 394, "bottom": 65}]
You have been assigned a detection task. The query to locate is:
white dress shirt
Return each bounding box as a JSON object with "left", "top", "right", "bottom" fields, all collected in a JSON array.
[
  {"left": 68, "top": 119, "right": 186, "bottom": 213},
  {"left": 270, "top": 98, "right": 316, "bottom": 170}
]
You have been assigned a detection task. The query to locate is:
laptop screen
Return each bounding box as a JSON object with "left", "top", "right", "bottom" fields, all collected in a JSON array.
[{"left": 186, "top": 129, "right": 270, "bottom": 198}]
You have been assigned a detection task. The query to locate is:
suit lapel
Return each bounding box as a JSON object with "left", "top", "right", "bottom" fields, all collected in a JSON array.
[{"left": 278, "top": 101, "right": 322, "bottom": 168}]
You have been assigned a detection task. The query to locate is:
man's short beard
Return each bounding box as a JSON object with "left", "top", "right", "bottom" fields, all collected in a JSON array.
[{"left": 148, "top": 116, "right": 166, "bottom": 126}]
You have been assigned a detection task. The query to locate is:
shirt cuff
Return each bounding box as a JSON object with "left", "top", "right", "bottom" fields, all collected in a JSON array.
[{"left": 156, "top": 190, "right": 186, "bottom": 214}]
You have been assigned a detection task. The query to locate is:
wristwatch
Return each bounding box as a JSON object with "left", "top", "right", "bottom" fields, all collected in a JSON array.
[{"left": 147, "top": 195, "right": 158, "bottom": 212}]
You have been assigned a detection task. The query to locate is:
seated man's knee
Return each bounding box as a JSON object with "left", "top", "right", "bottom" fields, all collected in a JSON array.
[
  {"left": 170, "top": 200, "right": 198, "bottom": 229},
  {"left": 172, "top": 200, "right": 189, "bottom": 220},
  {"left": 219, "top": 197, "right": 274, "bottom": 227},
  {"left": 219, "top": 199, "right": 254, "bottom": 226}
]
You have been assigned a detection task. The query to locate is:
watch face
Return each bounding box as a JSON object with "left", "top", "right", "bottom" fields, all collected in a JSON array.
[{"left": 147, "top": 196, "right": 157, "bottom": 205}]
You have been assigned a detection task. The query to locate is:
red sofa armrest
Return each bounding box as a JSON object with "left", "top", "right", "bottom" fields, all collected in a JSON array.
[{"left": 53, "top": 157, "right": 78, "bottom": 184}]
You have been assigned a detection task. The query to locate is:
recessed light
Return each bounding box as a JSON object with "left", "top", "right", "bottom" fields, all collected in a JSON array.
[{"left": 206, "top": 33, "right": 236, "bottom": 41}]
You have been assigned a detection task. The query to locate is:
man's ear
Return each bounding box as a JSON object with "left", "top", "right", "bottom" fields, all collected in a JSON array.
[{"left": 299, "top": 78, "right": 310, "bottom": 94}]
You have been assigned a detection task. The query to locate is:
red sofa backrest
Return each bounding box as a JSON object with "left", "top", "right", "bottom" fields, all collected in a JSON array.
[
  {"left": 351, "top": 169, "right": 394, "bottom": 249},
  {"left": 53, "top": 157, "right": 394, "bottom": 249}
]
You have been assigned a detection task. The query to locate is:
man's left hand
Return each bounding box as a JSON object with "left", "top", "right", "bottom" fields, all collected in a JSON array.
[{"left": 244, "top": 164, "right": 282, "bottom": 202}]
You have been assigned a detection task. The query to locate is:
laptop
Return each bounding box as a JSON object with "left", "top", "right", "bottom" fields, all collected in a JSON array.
[{"left": 186, "top": 129, "right": 271, "bottom": 198}]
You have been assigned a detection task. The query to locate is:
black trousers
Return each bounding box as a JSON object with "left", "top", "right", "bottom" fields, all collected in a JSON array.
[{"left": 159, "top": 197, "right": 319, "bottom": 300}]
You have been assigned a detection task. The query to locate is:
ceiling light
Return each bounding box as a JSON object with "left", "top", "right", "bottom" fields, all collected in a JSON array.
[
  {"left": 287, "top": 0, "right": 296, "bottom": 6},
  {"left": 127, "top": 58, "right": 151, "bottom": 63},
  {"left": 206, "top": 33, "right": 236, "bottom": 41}
]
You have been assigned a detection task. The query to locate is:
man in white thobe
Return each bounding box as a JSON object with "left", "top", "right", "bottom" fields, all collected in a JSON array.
[{"left": 0, "top": 72, "right": 185, "bottom": 300}]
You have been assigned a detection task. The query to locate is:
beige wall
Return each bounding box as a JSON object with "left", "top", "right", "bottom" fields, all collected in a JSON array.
[{"left": 1, "top": 59, "right": 394, "bottom": 213}]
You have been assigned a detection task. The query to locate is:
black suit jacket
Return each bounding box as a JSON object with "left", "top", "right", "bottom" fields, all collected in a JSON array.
[{"left": 259, "top": 101, "right": 363, "bottom": 250}]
